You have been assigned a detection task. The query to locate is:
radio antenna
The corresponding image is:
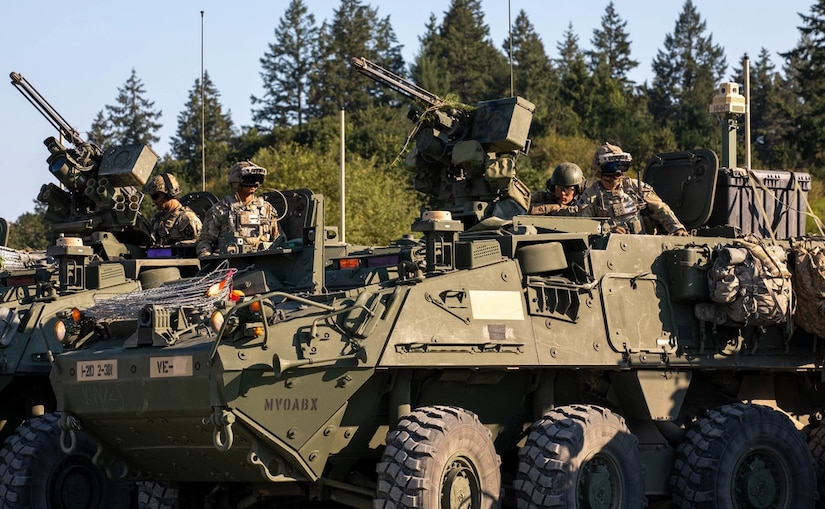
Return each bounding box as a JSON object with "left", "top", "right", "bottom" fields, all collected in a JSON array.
[{"left": 200, "top": 10, "right": 206, "bottom": 191}]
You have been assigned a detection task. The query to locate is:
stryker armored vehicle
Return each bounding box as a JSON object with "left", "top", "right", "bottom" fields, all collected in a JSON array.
[
  {"left": 0, "top": 72, "right": 208, "bottom": 509},
  {"left": 46, "top": 59, "right": 825, "bottom": 509}
]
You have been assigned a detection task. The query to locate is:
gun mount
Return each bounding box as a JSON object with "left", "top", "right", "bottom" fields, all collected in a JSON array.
[
  {"left": 352, "top": 57, "right": 535, "bottom": 227},
  {"left": 11, "top": 72, "right": 154, "bottom": 258}
]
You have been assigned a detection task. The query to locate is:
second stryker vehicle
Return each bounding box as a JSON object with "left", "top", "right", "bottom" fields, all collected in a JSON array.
[
  {"left": 0, "top": 72, "right": 208, "bottom": 509},
  {"left": 45, "top": 59, "right": 825, "bottom": 508}
]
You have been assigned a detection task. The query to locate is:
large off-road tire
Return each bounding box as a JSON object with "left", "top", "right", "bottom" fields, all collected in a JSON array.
[
  {"left": 0, "top": 413, "right": 133, "bottom": 509},
  {"left": 513, "top": 404, "right": 645, "bottom": 509},
  {"left": 373, "top": 405, "right": 501, "bottom": 509},
  {"left": 808, "top": 423, "right": 825, "bottom": 509},
  {"left": 670, "top": 402, "right": 816, "bottom": 508}
]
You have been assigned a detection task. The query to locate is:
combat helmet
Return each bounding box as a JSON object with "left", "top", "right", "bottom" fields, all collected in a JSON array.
[
  {"left": 229, "top": 161, "right": 267, "bottom": 190},
  {"left": 592, "top": 143, "right": 632, "bottom": 176},
  {"left": 547, "top": 162, "right": 585, "bottom": 193},
  {"left": 145, "top": 173, "right": 180, "bottom": 198}
]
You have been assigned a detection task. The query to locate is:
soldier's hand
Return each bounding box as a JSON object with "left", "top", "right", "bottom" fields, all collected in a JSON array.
[
  {"left": 674, "top": 229, "right": 690, "bottom": 236},
  {"left": 611, "top": 225, "right": 628, "bottom": 234},
  {"left": 198, "top": 249, "right": 212, "bottom": 257}
]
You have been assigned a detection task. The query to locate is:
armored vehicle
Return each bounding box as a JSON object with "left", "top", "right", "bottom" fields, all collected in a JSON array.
[
  {"left": 0, "top": 73, "right": 211, "bottom": 509},
  {"left": 47, "top": 59, "right": 825, "bottom": 509}
]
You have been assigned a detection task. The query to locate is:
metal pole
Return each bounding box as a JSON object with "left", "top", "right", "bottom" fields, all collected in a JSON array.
[
  {"left": 339, "top": 107, "right": 346, "bottom": 243},
  {"left": 508, "top": 0, "right": 513, "bottom": 97},
  {"left": 201, "top": 10, "right": 206, "bottom": 191},
  {"left": 744, "top": 54, "right": 751, "bottom": 170}
]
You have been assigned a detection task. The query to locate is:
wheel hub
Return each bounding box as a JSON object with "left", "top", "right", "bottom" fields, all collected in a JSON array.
[
  {"left": 441, "top": 458, "right": 480, "bottom": 509},
  {"left": 735, "top": 456, "right": 779, "bottom": 509},
  {"left": 578, "top": 458, "right": 615, "bottom": 509}
]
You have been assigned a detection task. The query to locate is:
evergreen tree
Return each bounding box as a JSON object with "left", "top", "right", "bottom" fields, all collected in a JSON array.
[
  {"left": 251, "top": 0, "right": 317, "bottom": 130},
  {"left": 8, "top": 201, "right": 50, "bottom": 251},
  {"left": 88, "top": 69, "right": 162, "bottom": 148},
  {"left": 503, "top": 10, "right": 557, "bottom": 136},
  {"left": 731, "top": 50, "right": 800, "bottom": 170},
  {"left": 781, "top": 1, "right": 825, "bottom": 172},
  {"left": 582, "top": 3, "right": 665, "bottom": 156},
  {"left": 412, "top": 0, "right": 509, "bottom": 103},
  {"left": 555, "top": 23, "right": 590, "bottom": 137},
  {"left": 411, "top": 16, "right": 452, "bottom": 96},
  {"left": 586, "top": 1, "right": 639, "bottom": 87},
  {"left": 308, "top": 0, "right": 405, "bottom": 119},
  {"left": 168, "top": 71, "right": 235, "bottom": 188},
  {"left": 648, "top": 0, "right": 727, "bottom": 150}
]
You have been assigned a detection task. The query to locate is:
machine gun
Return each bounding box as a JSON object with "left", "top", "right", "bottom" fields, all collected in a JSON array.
[
  {"left": 352, "top": 57, "right": 535, "bottom": 227},
  {"left": 11, "top": 72, "right": 154, "bottom": 257}
]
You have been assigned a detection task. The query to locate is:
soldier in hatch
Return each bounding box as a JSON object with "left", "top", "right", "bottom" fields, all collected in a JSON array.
[
  {"left": 529, "top": 162, "right": 585, "bottom": 216},
  {"left": 145, "top": 173, "right": 202, "bottom": 246},
  {"left": 577, "top": 143, "right": 689, "bottom": 235},
  {"left": 196, "top": 161, "right": 281, "bottom": 256}
]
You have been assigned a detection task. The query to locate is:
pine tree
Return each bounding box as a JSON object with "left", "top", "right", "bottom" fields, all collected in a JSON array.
[
  {"left": 251, "top": 0, "right": 317, "bottom": 130},
  {"left": 555, "top": 23, "right": 590, "bottom": 137},
  {"left": 8, "top": 201, "right": 50, "bottom": 250},
  {"left": 731, "top": 50, "right": 800, "bottom": 170},
  {"left": 781, "top": 1, "right": 825, "bottom": 172},
  {"left": 168, "top": 71, "right": 236, "bottom": 188},
  {"left": 411, "top": 16, "right": 452, "bottom": 96},
  {"left": 411, "top": 0, "right": 508, "bottom": 103},
  {"left": 503, "top": 10, "right": 557, "bottom": 136},
  {"left": 88, "top": 68, "right": 162, "bottom": 148},
  {"left": 648, "top": 0, "right": 727, "bottom": 150},
  {"left": 308, "top": 0, "right": 405, "bottom": 119},
  {"left": 586, "top": 1, "right": 639, "bottom": 87}
]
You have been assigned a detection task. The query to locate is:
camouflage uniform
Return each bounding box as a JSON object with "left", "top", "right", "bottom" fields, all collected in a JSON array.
[
  {"left": 196, "top": 195, "right": 280, "bottom": 256},
  {"left": 528, "top": 191, "right": 579, "bottom": 216},
  {"left": 577, "top": 177, "right": 686, "bottom": 234},
  {"left": 149, "top": 203, "right": 202, "bottom": 246}
]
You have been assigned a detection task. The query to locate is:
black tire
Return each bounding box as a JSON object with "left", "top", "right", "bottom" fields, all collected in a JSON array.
[
  {"left": 808, "top": 423, "right": 825, "bottom": 509},
  {"left": 513, "top": 404, "right": 645, "bottom": 509},
  {"left": 373, "top": 405, "right": 501, "bottom": 509},
  {"left": 670, "top": 402, "right": 816, "bottom": 508},
  {"left": 0, "top": 413, "right": 133, "bottom": 509}
]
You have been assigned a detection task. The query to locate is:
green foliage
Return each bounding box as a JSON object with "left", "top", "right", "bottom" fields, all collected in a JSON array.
[
  {"left": 168, "top": 71, "right": 236, "bottom": 189},
  {"left": 781, "top": 1, "right": 825, "bottom": 174},
  {"left": 648, "top": 0, "right": 726, "bottom": 150},
  {"left": 88, "top": 68, "right": 162, "bottom": 148},
  {"left": 250, "top": 142, "right": 421, "bottom": 245},
  {"left": 7, "top": 201, "right": 50, "bottom": 250},
  {"left": 251, "top": 0, "right": 317, "bottom": 129},
  {"left": 412, "top": 0, "right": 509, "bottom": 104},
  {"left": 308, "top": 0, "right": 405, "bottom": 120}
]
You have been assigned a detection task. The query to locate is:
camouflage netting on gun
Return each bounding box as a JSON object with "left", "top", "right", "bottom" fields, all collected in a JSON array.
[
  {"left": 791, "top": 242, "right": 825, "bottom": 338},
  {"left": 85, "top": 263, "right": 235, "bottom": 320}
]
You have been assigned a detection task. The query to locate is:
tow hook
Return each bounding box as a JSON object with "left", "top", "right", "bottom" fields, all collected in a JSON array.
[
  {"left": 205, "top": 408, "right": 236, "bottom": 452},
  {"left": 58, "top": 412, "right": 82, "bottom": 454}
]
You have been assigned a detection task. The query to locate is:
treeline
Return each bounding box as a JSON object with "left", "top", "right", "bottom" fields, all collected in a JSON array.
[{"left": 10, "top": 0, "right": 825, "bottom": 248}]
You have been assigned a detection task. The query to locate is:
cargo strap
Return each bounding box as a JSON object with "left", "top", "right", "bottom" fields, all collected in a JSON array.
[{"left": 745, "top": 169, "right": 776, "bottom": 241}]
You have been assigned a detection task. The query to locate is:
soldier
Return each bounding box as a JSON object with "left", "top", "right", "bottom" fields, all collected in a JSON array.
[
  {"left": 196, "top": 161, "right": 281, "bottom": 256},
  {"left": 145, "top": 173, "right": 202, "bottom": 246},
  {"left": 578, "top": 143, "right": 689, "bottom": 235},
  {"left": 529, "top": 162, "right": 584, "bottom": 216}
]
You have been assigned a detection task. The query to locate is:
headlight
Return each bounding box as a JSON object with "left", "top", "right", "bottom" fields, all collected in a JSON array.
[
  {"left": 209, "top": 310, "right": 225, "bottom": 333},
  {"left": 54, "top": 320, "right": 68, "bottom": 343}
]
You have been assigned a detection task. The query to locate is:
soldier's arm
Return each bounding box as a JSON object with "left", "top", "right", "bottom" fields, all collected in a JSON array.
[
  {"left": 642, "top": 188, "right": 687, "bottom": 234},
  {"left": 196, "top": 207, "right": 220, "bottom": 255}
]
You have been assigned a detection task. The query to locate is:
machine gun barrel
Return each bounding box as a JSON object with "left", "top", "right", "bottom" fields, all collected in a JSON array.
[
  {"left": 10, "top": 72, "right": 100, "bottom": 157},
  {"left": 351, "top": 57, "right": 443, "bottom": 108}
]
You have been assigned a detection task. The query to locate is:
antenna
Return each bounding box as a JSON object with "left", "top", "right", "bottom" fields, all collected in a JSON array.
[
  {"left": 200, "top": 10, "right": 206, "bottom": 191},
  {"left": 508, "top": 0, "right": 513, "bottom": 97}
]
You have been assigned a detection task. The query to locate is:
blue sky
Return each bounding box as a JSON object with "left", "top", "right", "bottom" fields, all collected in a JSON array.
[{"left": 0, "top": 0, "right": 813, "bottom": 222}]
